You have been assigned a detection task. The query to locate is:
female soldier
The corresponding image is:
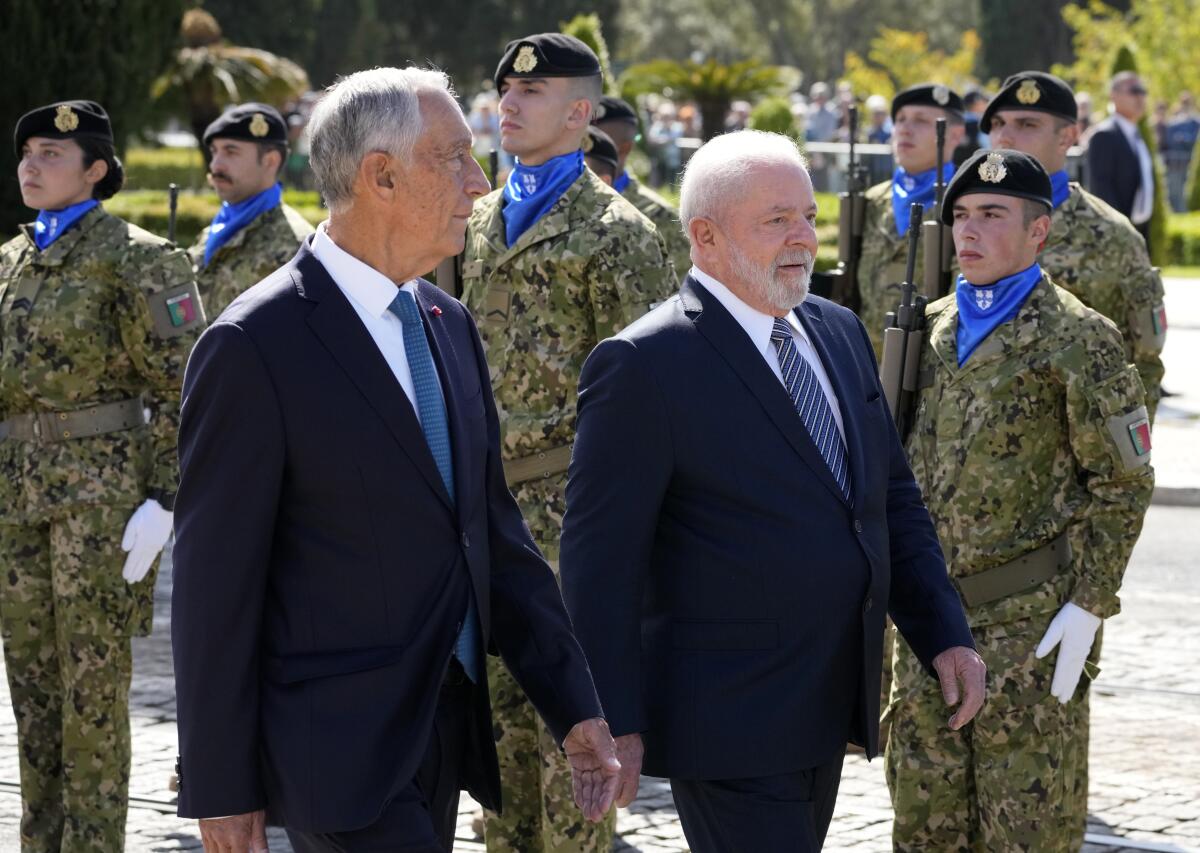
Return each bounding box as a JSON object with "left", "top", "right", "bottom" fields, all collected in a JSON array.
[{"left": 0, "top": 100, "right": 204, "bottom": 850}]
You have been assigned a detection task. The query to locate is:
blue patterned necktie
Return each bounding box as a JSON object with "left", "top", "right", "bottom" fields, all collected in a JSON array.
[
  {"left": 388, "top": 289, "right": 480, "bottom": 681},
  {"left": 770, "top": 318, "right": 853, "bottom": 504}
]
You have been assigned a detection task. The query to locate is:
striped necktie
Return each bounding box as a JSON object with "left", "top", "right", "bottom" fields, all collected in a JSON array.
[
  {"left": 388, "top": 289, "right": 480, "bottom": 681},
  {"left": 770, "top": 318, "right": 852, "bottom": 503}
]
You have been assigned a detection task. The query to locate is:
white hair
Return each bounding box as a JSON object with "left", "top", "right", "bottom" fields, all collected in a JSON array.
[
  {"left": 678, "top": 130, "right": 809, "bottom": 244},
  {"left": 308, "top": 66, "right": 456, "bottom": 211}
]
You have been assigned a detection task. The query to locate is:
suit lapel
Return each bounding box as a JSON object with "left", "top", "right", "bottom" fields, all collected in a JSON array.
[
  {"left": 296, "top": 248, "right": 454, "bottom": 512},
  {"left": 796, "top": 301, "right": 862, "bottom": 505},
  {"left": 683, "top": 278, "right": 846, "bottom": 505}
]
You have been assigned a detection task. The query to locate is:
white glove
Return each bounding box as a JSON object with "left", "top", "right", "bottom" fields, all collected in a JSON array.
[
  {"left": 120, "top": 499, "right": 174, "bottom": 583},
  {"left": 1034, "top": 602, "right": 1102, "bottom": 704}
]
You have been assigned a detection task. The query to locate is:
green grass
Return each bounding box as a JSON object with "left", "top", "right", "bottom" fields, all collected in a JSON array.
[{"left": 1161, "top": 266, "right": 1200, "bottom": 279}]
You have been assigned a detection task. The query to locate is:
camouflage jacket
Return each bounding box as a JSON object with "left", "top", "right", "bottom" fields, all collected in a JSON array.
[
  {"left": 857, "top": 180, "right": 958, "bottom": 360},
  {"left": 906, "top": 277, "right": 1153, "bottom": 628},
  {"left": 462, "top": 169, "right": 676, "bottom": 556},
  {"left": 0, "top": 207, "right": 205, "bottom": 522},
  {"left": 1041, "top": 183, "right": 1165, "bottom": 418},
  {"left": 621, "top": 174, "right": 691, "bottom": 277},
  {"left": 189, "top": 202, "right": 313, "bottom": 319}
]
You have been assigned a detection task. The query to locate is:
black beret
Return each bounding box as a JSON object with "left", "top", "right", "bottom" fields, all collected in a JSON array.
[
  {"left": 203, "top": 103, "right": 288, "bottom": 148},
  {"left": 494, "top": 33, "right": 601, "bottom": 89},
  {"left": 980, "top": 71, "right": 1077, "bottom": 133},
  {"left": 891, "top": 83, "right": 965, "bottom": 121},
  {"left": 594, "top": 96, "right": 638, "bottom": 125},
  {"left": 940, "top": 148, "right": 1052, "bottom": 225},
  {"left": 14, "top": 100, "right": 112, "bottom": 156},
  {"left": 583, "top": 126, "right": 620, "bottom": 173}
]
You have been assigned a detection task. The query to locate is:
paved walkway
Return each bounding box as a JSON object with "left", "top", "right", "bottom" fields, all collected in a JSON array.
[{"left": 0, "top": 279, "right": 1197, "bottom": 851}]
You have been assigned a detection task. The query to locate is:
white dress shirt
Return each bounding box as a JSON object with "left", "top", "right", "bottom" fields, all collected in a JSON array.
[
  {"left": 311, "top": 221, "right": 443, "bottom": 422},
  {"left": 690, "top": 265, "right": 846, "bottom": 443},
  {"left": 1113, "top": 113, "right": 1155, "bottom": 224}
]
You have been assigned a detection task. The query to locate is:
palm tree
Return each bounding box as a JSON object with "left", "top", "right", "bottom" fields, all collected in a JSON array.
[
  {"left": 620, "top": 58, "right": 795, "bottom": 142},
  {"left": 152, "top": 8, "right": 310, "bottom": 161}
]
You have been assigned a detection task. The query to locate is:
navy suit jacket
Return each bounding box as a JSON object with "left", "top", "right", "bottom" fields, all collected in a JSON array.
[
  {"left": 1086, "top": 117, "right": 1146, "bottom": 220},
  {"left": 172, "top": 240, "right": 602, "bottom": 832},
  {"left": 560, "top": 276, "right": 973, "bottom": 781}
]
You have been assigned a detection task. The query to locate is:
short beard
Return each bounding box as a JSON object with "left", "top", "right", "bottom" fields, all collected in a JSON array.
[{"left": 728, "top": 243, "right": 813, "bottom": 313}]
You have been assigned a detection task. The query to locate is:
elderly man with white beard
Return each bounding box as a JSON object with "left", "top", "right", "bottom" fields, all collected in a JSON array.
[{"left": 559, "top": 130, "right": 984, "bottom": 852}]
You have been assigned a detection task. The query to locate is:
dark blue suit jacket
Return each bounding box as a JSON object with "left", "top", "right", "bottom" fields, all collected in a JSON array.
[
  {"left": 172, "top": 240, "right": 602, "bottom": 832},
  {"left": 560, "top": 276, "right": 973, "bottom": 781},
  {"left": 1086, "top": 117, "right": 1146, "bottom": 220}
]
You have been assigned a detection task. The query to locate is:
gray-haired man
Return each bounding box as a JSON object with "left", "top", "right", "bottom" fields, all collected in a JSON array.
[{"left": 171, "top": 66, "right": 619, "bottom": 853}]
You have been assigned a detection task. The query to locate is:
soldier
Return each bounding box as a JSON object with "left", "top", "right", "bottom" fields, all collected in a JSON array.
[
  {"left": 592, "top": 94, "right": 691, "bottom": 276},
  {"left": 0, "top": 100, "right": 205, "bottom": 851},
  {"left": 462, "top": 33, "right": 676, "bottom": 853},
  {"left": 190, "top": 103, "right": 313, "bottom": 318},
  {"left": 582, "top": 125, "right": 621, "bottom": 185},
  {"left": 886, "top": 150, "right": 1154, "bottom": 852},
  {"left": 858, "top": 83, "right": 965, "bottom": 357},
  {"left": 983, "top": 71, "right": 1166, "bottom": 417}
]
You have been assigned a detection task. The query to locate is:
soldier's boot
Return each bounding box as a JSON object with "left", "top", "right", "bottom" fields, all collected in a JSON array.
[{"left": 0, "top": 521, "right": 67, "bottom": 852}]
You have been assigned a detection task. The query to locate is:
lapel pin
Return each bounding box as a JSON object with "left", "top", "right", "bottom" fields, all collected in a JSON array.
[{"left": 430, "top": 305, "right": 443, "bottom": 317}]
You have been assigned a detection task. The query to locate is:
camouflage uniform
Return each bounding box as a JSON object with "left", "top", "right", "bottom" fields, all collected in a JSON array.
[
  {"left": 0, "top": 206, "right": 204, "bottom": 851},
  {"left": 1041, "top": 183, "right": 1166, "bottom": 419},
  {"left": 886, "top": 277, "right": 1153, "bottom": 852},
  {"left": 188, "top": 202, "right": 313, "bottom": 319},
  {"left": 462, "top": 169, "right": 675, "bottom": 852},
  {"left": 619, "top": 174, "right": 691, "bottom": 278}
]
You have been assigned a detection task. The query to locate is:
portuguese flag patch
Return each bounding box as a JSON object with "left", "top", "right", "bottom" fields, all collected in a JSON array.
[
  {"left": 1128, "top": 417, "right": 1152, "bottom": 456},
  {"left": 1152, "top": 303, "right": 1167, "bottom": 336},
  {"left": 166, "top": 292, "right": 197, "bottom": 327}
]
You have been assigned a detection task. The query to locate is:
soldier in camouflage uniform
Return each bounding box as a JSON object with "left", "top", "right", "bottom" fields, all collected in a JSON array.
[
  {"left": 983, "top": 71, "right": 1166, "bottom": 417},
  {"left": 593, "top": 95, "right": 692, "bottom": 276},
  {"left": 1, "top": 101, "right": 205, "bottom": 852},
  {"left": 886, "top": 150, "right": 1153, "bottom": 852},
  {"left": 858, "top": 84, "right": 966, "bottom": 358},
  {"left": 189, "top": 103, "right": 313, "bottom": 318},
  {"left": 463, "top": 34, "right": 676, "bottom": 853}
]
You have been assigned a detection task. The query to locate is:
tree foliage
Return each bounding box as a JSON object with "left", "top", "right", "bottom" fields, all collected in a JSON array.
[
  {"left": 0, "top": 0, "right": 185, "bottom": 235},
  {"left": 561, "top": 13, "right": 615, "bottom": 93},
  {"left": 978, "top": 0, "right": 1076, "bottom": 81},
  {"left": 842, "top": 28, "right": 983, "bottom": 101},
  {"left": 747, "top": 96, "right": 801, "bottom": 141}
]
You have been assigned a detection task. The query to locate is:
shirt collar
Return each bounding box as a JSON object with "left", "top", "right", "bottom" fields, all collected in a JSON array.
[
  {"left": 312, "top": 220, "right": 415, "bottom": 316},
  {"left": 689, "top": 265, "right": 808, "bottom": 357},
  {"left": 1112, "top": 112, "right": 1141, "bottom": 142}
]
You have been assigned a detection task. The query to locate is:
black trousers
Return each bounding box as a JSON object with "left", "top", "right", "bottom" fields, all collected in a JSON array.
[
  {"left": 670, "top": 751, "right": 846, "bottom": 853},
  {"left": 286, "top": 662, "right": 474, "bottom": 852}
]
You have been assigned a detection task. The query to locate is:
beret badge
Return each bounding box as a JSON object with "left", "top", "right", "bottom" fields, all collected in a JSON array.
[
  {"left": 978, "top": 151, "right": 1008, "bottom": 184},
  {"left": 54, "top": 105, "right": 80, "bottom": 133},
  {"left": 513, "top": 45, "right": 538, "bottom": 73}
]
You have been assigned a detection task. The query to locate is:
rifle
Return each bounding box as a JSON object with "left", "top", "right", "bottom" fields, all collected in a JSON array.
[
  {"left": 879, "top": 202, "right": 928, "bottom": 442},
  {"left": 920, "top": 118, "right": 953, "bottom": 300},
  {"left": 434, "top": 148, "right": 498, "bottom": 297},
  {"left": 811, "top": 104, "right": 866, "bottom": 310},
  {"left": 167, "top": 183, "right": 180, "bottom": 244}
]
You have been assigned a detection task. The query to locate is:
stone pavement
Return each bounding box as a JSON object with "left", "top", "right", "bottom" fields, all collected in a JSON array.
[{"left": 0, "top": 280, "right": 1196, "bottom": 852}]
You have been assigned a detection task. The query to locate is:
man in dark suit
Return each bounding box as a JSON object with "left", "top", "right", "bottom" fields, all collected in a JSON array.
[
  {"left": 171, "top": 67, "right": 620, "bottom": 853},
  {"left": 1086, "top": 71, "right": 1156, "bottom": 247},
  {"left": 560, "top": 129, "right": 986, "bottom": 852}
]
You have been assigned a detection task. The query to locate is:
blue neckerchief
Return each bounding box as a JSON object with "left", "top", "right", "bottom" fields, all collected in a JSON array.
[
  {"left": 34, "top": 199, "right": 98, "bottom": 251},
  {"left": 1050, "top": 170, "right": 1071, "bottom": 209},
  {"left": 501, "top": 150, "right": 584, "bottom": 247},
  {"left": 891, "top": 162, "right": 955, "bottom": 236},
  {"left": 613, "top": 170, "right": 632, "bottom": 193},
  {"left": 955, "top": 262, "right": 1043, "bottom": 366},
  {"left": 203, "top": 183, "right": 282, "bottom": 266}
]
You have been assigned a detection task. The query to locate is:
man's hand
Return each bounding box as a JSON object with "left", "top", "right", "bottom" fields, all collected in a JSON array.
[
  {"left": 932, "top": 645, "right": 987, "bottom": 730},
  {"left": 199, "top": 811, "right": 268, "bottom": 852},
  {"left": 613, "top": 733, "right": 644, "bottom": 807},
  {"left": 1035, "top": 602, "right": 1102, "bottom": 704},
  {"left": 563, "top": 717, "right": 621, "bottom": 821}
]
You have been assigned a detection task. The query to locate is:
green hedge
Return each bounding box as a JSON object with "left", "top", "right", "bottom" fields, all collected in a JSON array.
[
  {"left": 1162, "top": 212, "right": 1200, "bottom": 266},
  {"left": 104, "top": 190, "right": 325, "bottom": 247},
  {"left": 123, "top": 147, "right": 208, "bottom": 192}
]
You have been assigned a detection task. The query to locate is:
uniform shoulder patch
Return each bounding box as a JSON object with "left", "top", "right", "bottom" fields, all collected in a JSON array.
[
  {"left": 146, "top": 282, "right": 204, "bottom": 337},
  {"left": 1107, "top": 405, "right": 1153, "bottom": 470}
]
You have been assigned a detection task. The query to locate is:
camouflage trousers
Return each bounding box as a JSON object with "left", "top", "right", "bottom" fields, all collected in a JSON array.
[
  {"left": 483, "top": 653, "right": 616, "bottom": 852},
  {"left": 0, "top": 504, "right": 155, "bottom": 852},
  {"left": 885, "top": 612, "right": 1091, "bottom": 852}
]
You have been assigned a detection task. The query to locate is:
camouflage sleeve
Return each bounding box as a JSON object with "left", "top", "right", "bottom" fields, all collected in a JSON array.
[
  {"left": 1119, "top": 247, "right": 1166, "bottom": 420},
  {"left": 1062, "top": 326, "right": 1155, "bottom": 619},
  {"left": 585, "top": 218, "right": 676, "bottom": 339},
  {"left": 116, "top": 244, "right": 207, "bottom": 498}
]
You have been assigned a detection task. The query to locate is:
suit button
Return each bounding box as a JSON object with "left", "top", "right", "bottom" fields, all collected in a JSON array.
[
  {"left": 461, "top": 532, "right": 471, "bottom": 549},
  {"left": 853, "top": 519, "right": 864, "bottom": 534},
  {"left": 863, "top": 597, "right": 873, "bottom": 613}
]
